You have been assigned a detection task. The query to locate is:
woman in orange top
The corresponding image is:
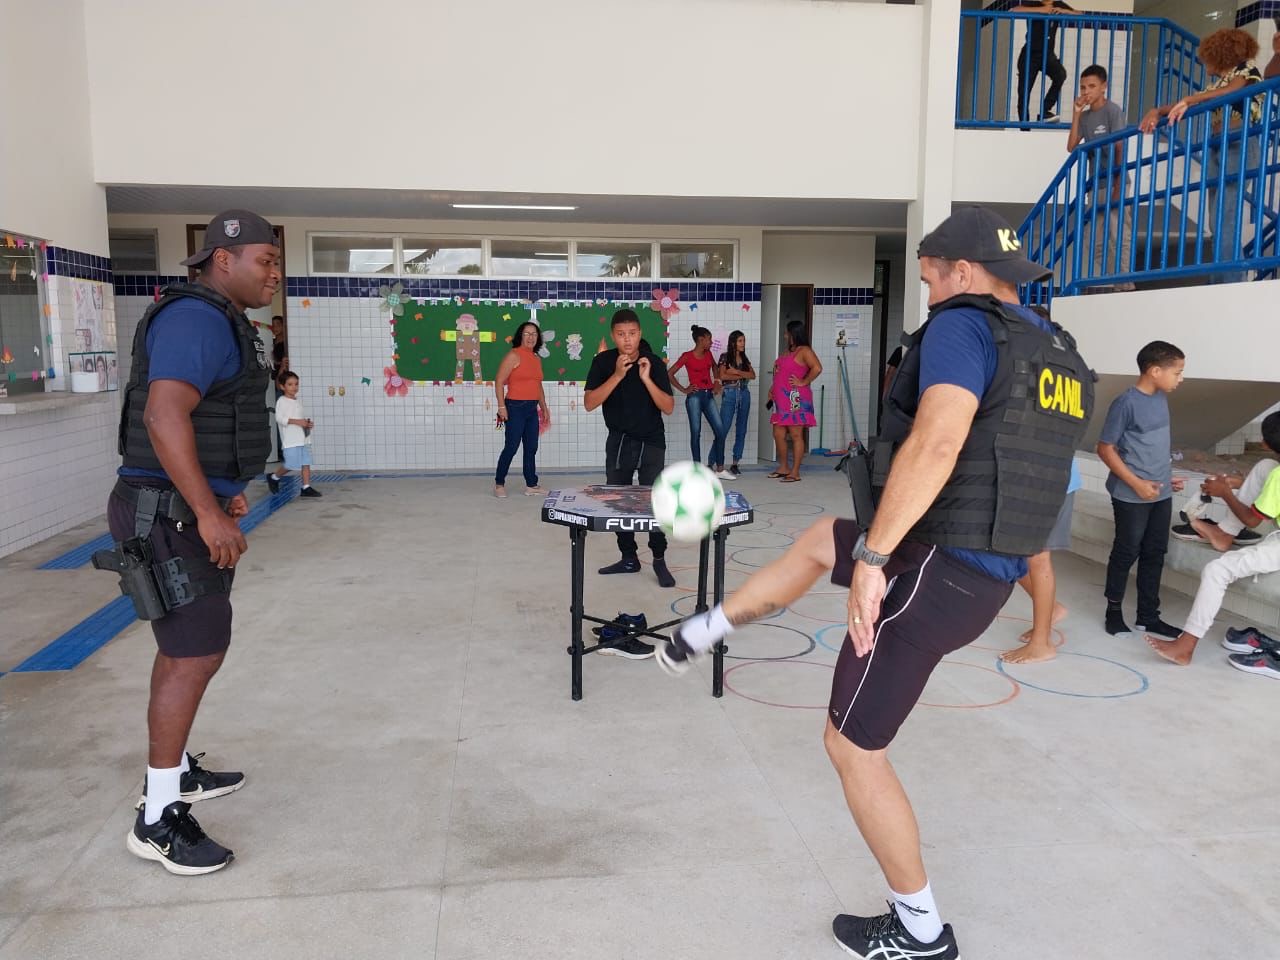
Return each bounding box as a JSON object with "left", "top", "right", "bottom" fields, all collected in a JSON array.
[{"left": 494, "top": 321, "right": 550, "bottom": 498}]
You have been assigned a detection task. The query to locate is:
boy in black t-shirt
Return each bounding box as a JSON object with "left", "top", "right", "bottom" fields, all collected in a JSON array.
[{"left": 584, "top": 310, "right": 677, "bottom": 631}]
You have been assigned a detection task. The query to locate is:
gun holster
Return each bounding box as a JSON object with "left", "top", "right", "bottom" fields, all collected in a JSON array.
[{"left": 92, "top": 537, "right": 170, "bottom": 620}]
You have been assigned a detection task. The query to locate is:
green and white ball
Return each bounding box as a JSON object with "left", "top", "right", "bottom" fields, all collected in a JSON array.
[{"left": 652, "top": 461, "right": 726, "bottom": 542}]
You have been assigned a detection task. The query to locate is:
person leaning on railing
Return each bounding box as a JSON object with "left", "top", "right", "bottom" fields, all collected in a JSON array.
[
  {"left": 1139, "top": 27, "right": 1265, "bottom": 283},
  {"left": 1009, "top": 0, "right": 1075, "bottom": 124}
]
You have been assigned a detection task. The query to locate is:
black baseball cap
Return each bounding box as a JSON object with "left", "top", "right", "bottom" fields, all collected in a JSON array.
[
  {"left": 917, "top": 206, "right": 1051, "bottom": 284},
  {"left": 181, "top": 209, "right": 278, "bottom": 267}
]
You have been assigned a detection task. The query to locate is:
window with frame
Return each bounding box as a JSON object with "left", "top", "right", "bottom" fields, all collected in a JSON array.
[
  {"left": 658, "top": 242, "right": 735, "bottom": 279},
  {"left": 0, "top": 231, "right": 47, "bottom": 397},
  {"left": 490, "top": 239, "right": 569, "bottom": 278},
  {"left": 575, "top": 241, "right": 653, "bottom": 278},
  {"left": 108, "top": 229, "right": 159, "bottom": 273},
  {"left": 402, "top": 238, "right": 483, "bottom": 276},
  {"left": 311, "top": 235, "right": 395, "bottom": 274}
]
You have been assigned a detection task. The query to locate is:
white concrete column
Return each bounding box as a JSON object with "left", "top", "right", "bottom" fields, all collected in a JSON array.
[
  {"left": 1236, "top": 2, "right": 1276, "bottom": 58},
  {"left": 904, "top": 0, "right": 961, "bottom": 332}
]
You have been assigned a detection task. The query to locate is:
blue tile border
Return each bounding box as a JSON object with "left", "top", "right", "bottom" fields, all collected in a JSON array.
[
  {"left": 814, "top": 287, "right": 875, "bottom": 306},
  {"left": 113, "top": 274, "right": 188, "bottom": 297},
  {"left": 37, "top": 532, "right": 116, "bottom": 570},
  {"left": 45, "top": 246, "right": 113, "bottom": 284},
  {"left": 285, "top": 277, "right": 763, "bottom": 303},
  {"left": 1236, "top": 1, "right": 1280, "bottom": 26}
]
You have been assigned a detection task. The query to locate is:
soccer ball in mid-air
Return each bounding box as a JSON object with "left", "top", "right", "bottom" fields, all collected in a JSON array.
[{"left": 651, "top": 461, "right": 726, "bottom": 542}]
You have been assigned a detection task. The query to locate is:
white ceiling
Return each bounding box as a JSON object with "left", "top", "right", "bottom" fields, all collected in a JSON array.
[{"left": 104, "top": 185, "right": 909, "bottom": 232}]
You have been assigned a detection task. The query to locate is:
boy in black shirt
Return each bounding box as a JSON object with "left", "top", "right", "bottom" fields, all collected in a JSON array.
[{"left": 585, "top": 310, "right": 677, "bottom": 624}]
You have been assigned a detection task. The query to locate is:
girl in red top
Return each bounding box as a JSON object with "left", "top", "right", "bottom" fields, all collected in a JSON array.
[
  {"left": 668, "top": 325, "right": 733, "bottom": 479},
  {"left": 494, "top": 321, "right": 550, "bottom": 498}
]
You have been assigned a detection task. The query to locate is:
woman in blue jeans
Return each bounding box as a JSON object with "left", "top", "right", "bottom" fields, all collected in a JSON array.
[
  {"left": 493, "top": 321, "right": 549, "bottom": 498},
  {"left": 668, "top": 324, "right": 733, "bottom": 479},
  {"left": 716, "top": 330, "right": 755, "bottom": 476}
]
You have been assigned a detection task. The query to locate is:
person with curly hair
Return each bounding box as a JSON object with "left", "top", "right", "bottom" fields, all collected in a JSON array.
[{"left": 1140, "top": 28, "right": 1265, "bottom": 283}]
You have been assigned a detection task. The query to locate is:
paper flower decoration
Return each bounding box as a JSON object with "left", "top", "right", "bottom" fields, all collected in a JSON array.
[
  {"left": 537, "top": 330, "right": 555, "bottom": 359},
  {"left": 383, "top": 366, "right": 410, "bottom": 397},
  {"left": 651, "top": 287, "right": 681, "bottom": 321},
  {"left": 0, "top": 346, "right": 13, "bottom": 364},
  {"left": 378, "top": 281, "right": 408, "bottom": 317}
]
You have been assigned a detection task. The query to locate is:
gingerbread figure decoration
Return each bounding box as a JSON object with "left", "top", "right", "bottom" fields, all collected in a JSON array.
[{"left": 439, "top": 312, "right": 496, "bottom": 382}]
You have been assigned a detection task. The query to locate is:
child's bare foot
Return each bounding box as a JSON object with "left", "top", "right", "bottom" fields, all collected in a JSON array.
[
  {"left": 1017, "top": 602, "right": 1068, "bottom": 643},
  {"left": 1002, "top": 636, "right": 1057, "bottom": 663},
  {"left": 1147, "top": 631, "right": 1198, "bottom": 665}
]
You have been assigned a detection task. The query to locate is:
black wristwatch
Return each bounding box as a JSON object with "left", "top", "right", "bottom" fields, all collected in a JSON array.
[{"left": 852, "top": 533, "right": 890, "bottom": 568}]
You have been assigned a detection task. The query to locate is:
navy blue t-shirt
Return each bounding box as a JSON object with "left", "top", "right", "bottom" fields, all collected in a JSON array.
[
  {"left": 118, "top": 298, "right": 248, "bottom": 497},
  {"left": 916, "top": 302, "right": 1056, "bottom": 582}
]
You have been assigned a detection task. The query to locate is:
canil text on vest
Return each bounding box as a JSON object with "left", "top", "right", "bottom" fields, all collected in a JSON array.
[{"left": 1038, "top": 367, "right": 1085, "bottom": 419}]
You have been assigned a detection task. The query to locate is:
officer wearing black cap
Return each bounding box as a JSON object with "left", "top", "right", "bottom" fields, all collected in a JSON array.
[
  {"left": 99, "top": 210, "right": 280, "bottom": 875},
  {"left": 657, "top": 206, "right": 1093, "bottom": 958}
]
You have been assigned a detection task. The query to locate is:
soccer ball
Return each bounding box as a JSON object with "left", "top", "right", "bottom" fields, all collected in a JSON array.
[{"left": 652, "top": 461, "right": 726, "bottom": 542}]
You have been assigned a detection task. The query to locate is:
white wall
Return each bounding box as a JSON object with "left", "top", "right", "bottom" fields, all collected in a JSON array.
[
  {"left": 0, "top": 0, "right": 108, "bottom": 253},
  {"left": 953, "top": 129, "right": 1072, "bottom": 205},
  {"left": 84, "top": 0, "right": 923, "bottom": 202},
  {"left": 761, "top": 233, "right": 875, "bottom": 286}
]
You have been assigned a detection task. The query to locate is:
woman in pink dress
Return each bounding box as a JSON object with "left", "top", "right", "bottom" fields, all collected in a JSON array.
[{"left": 768, "top": 320, "right": 822, "bottom": 482}]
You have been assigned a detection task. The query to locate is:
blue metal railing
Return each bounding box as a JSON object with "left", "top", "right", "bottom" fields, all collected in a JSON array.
[
  {"left": 1018, "top": 78, "right": 1280, "bottom": 301},
  {"left": 957, "top": 12, "right": 1204, "bottom": 130}
]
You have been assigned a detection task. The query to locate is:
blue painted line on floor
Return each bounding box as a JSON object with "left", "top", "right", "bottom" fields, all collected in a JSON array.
[
  {"left": 8, "top": 482, "right": 302, "bottom": 675},
  {"left": 37, "top": 532, "right": 117, "bottom": 570}
]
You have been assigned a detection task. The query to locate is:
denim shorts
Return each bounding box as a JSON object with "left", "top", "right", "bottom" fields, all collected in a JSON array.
[{"left": 283, "top": 445, "right": 313, "bottom": 470}]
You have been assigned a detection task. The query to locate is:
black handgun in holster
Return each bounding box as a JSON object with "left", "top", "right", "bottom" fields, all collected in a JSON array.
[{"left": 92, "top": 537, "right": 170, "bottom": 620}]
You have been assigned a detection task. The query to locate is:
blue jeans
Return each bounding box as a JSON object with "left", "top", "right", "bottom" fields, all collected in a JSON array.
[
  {"left": 686, "top": 389, "right": 728, "bottom": 466},
  {"left": 1206, "top": 136, "right": 1262, "bottom": 284},
  {"left": 495, "top": 398, "right": 539, "bottom": 486},
  {"left": 718, "top": 385, "right": 751, "bottom": 464}
]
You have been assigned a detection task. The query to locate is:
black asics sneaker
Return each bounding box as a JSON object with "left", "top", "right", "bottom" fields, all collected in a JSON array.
[
  {"left": 138, "top": 753, "right": 245, "bottom": 808},
  {"left": 833, "top": 903, "right": 960, "bottom": 960},
  {"left": 126, "top": 801, "right": 234, "bottom": 876}
]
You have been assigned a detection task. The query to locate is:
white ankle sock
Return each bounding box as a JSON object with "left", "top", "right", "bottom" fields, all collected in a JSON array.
[
  {"left": 891, "top": 882, "right": 943, "bottom": 944},
  {"left": 178, "top": 750, "right": 190, "bottom": 774},
  {"left": 681, "top": 604, "right": 734, "bottom": 653},
  {"left": 145, "top": 765, "right": 183, "bottom": 825},
  {"left": 303, "top": 483, "right": 312, "bottom": 489}
]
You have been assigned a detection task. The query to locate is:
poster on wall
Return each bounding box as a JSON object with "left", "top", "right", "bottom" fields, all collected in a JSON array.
[
  {"left": 72, "top": 280, "right": 105, "bottom": 351},
  {"left": 388, "top": 299, "right": 669, "bottom": 383}
]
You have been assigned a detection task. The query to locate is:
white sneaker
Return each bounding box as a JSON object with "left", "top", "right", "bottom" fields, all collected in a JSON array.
[{"left": 716, "top": 469, "right": 736, "bottom": 481}]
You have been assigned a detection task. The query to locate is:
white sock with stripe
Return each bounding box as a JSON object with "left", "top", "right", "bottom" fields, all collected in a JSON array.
[
  {"left": 680, "top": 604, "right": 733, "bottom": 653},
  {"left": 891, "top": 881, "right": 943, "bottom": 944}
]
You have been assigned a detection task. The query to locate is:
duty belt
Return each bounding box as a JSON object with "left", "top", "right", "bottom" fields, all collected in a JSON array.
[{"left": 112, "top": 479, "right": 233, "bottom": 538}]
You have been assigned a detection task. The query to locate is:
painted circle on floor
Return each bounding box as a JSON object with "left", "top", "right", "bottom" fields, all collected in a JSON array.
[
  {"left": 996, "top": 651, "right": 1149, "bottom": 699},
  {"left": 729, "top": 546, "right": 789, "bottom": 568},
  {"left": 752, "top": 501, "right": 825, "bottom": 517},
  {"left": 674, "top": 565, "right": 754, "bottom": 595},
  {"left": 722, "top": 622, "right": 816, "bottom": 661},
  {"left": 669, "top": 594, "right": 785, "bottom": 621},
  {"left": 723, "top": 659, "right": 833, "bottom": 710},
  {"left": 722, "top": 528, "right": 795, "bottom": 550},
  {"left": 815, "top": 623, "right": 848, "bottom": 654},
  {"left": 916, "top": 661, "right": 1021, "bottom": 709},
  {"left": 786, "top": 591, "right": 850, "bottom": 624}
]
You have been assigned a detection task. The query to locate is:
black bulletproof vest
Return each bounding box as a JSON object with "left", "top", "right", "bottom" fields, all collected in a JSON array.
[
  {"left": 119, "top": 283, "right": 272, "bottom": 483},
  {"left": 874, "top": 294, "right": 1094, "bottom": 556}
]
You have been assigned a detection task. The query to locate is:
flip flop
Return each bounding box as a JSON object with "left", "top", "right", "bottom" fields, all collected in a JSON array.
[
  {"left": 779, "top": 476, "right": 802, "bottom": 483},
  {"left": 767, "top": 471, "right": 787, "bottom": 479}
]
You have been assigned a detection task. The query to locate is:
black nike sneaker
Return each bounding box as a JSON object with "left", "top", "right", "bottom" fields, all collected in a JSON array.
[
  {"left": 126, "top": 801, "right": 234, "bottom": 876},
  {"left": 137, "top": 752, "right": 245, "bottom": 808},
  {"left": 656, "top": 623, "right": 702, "bottom": 677},
  {"left": 832, "top": 903, "right": 960, "bottom": 960}
]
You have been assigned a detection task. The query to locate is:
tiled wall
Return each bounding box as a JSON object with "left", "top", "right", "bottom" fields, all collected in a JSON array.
[
  {"left": 284, "top": 280, "right": 766, "bottom": 471},
  {"left": 0, "top": 244, "right": 121, "bottom": 557}
]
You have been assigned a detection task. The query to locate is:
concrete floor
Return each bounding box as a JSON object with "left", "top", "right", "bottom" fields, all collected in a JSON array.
[{"left": 1, "top": 467, "right": 1277, "bottom": 960}]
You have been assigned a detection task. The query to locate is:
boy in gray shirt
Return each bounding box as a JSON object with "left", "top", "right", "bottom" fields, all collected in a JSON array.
[
  {"left": 1068, "top": 65, "right": 1134, "bottom": 290},
  {"left": 1097, "top": 341, "right": 1186, "bottom": 638}
]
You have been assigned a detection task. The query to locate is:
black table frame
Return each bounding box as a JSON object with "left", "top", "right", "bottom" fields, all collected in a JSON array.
[{"left": 565, "top": 525, "right": 734, "bottom": 701}]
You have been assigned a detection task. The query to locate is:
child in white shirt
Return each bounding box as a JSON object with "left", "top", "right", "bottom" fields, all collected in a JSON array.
[{"left": 267, "top": 370, "right": 322, "bottom": 498}]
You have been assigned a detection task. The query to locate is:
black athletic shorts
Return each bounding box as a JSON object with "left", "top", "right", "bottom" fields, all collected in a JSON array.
[
  {"left": 107, "top": 483, "right": 235, "bottom": 658},
  {"left": 827, "top": 519, "right": 1013, "bottom": 751}
]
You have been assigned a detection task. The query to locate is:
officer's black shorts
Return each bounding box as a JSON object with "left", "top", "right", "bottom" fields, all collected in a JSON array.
[
  {"left": 827, "top": 519, "right": 1013, "bottom": 751},
  {"left": 107, "top": 484, "right": 235, "bottom": 658}
]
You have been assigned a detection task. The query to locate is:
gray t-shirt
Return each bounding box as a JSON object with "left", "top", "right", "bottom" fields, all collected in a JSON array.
[
  {"left": 1099, "top": 386, "right": 1172, "bottom": 502},
  {"left": 1078, "top": 100, "right": 1125, "bottom": 145}
]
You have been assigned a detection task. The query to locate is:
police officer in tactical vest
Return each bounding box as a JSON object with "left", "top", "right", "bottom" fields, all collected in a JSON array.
[
  {"left": 96, "top": 210, "right": 278, "bottom": 875},
  {"left": 657, "top": 206, "right": 1093, "bottom": 958}
]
